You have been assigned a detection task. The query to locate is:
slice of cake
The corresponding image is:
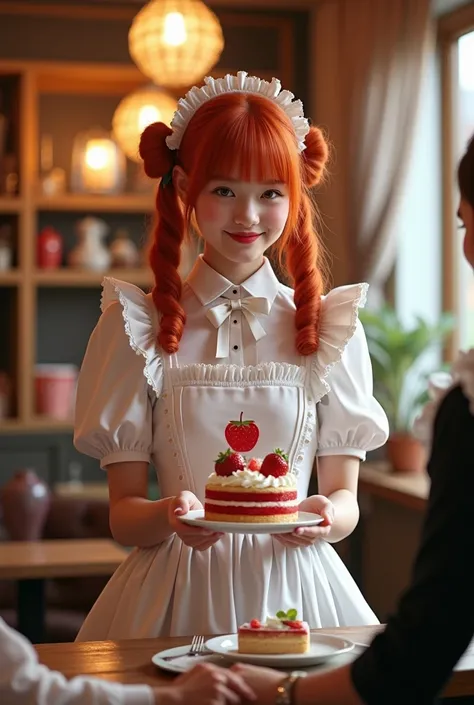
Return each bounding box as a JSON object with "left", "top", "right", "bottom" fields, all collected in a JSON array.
[
  {"left": 238, "top": 610, "right": 310, "bottom": 654},
  {"left": 204, "top": 449, "right": 298, "bottom": 523}
]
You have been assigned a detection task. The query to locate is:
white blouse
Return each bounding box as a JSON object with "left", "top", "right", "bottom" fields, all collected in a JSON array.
[
  {"left": 74, "top": 256, "right": 388, "bottom": 475},
  {"left": 72, "top": 256, "right": 389, "bottom": 640},
  {"left": 0, "top": 618, "right": 152, "bottom": 705}
]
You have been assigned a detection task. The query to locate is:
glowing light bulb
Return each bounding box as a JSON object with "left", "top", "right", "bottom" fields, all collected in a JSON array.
[
  {"left": 138, "top": 104, "right": 162, "bottom": 131},
  {"left": 162, "top": 12, "right": 187, "bottom": 47},
  {"left": 85, "top": 140, "right": 111, "bottom": 171}
]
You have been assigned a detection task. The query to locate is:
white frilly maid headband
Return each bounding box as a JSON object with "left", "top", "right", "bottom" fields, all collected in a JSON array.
[{"left": 165, "top": 71, "right": 310, "bottom": 154}]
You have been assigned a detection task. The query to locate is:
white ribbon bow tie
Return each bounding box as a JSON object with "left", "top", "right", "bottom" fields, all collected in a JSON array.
[{"left": 206, "top": 296, "right": 271, "bottom": 358}]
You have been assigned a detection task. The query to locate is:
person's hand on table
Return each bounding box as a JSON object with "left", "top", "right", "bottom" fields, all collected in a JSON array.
[
  {"left": 155, "top": 661, "right": 257, "bottom": 704},
  {"left": 230, "top": 663, "right": 287, "bottom": 705}
]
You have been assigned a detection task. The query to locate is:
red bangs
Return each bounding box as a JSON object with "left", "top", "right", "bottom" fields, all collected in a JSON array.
[
  {"left": 201, "top": 112, "right": 297, "bottom": 185},
  {"left": 178, "top": 93, "right": 302, "bottom": 231}
]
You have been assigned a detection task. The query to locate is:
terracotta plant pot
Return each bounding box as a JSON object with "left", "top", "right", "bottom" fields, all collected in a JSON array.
[
  {"left": 0, "top": 469, "right": 51, "bottom": 540},
  {"left": 386, "top": 433, "right": 427, "bottom": 473}
]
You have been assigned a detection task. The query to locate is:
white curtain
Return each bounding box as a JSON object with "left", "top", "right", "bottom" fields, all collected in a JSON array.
[{"left": 312, "top": 0, "right": 432, "bottom": 303}]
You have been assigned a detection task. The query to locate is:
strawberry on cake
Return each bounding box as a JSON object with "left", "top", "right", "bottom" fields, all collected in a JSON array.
[
  {"left": 204, "top": 412, "right": 299, "bottom": 523},
  {"left": 238, "top": 609, "right": 310, "bottom": 654},
  {"left": 204, "top": 448, "right": 298, "bottom": 523}
]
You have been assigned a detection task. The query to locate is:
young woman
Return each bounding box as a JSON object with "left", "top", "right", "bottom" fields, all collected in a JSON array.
[
  {"left": 74, "top": 72, "right": 388, "bottom": 640},
  {"left": 230, "top": 134, "right": 474, "bottom": 705}
]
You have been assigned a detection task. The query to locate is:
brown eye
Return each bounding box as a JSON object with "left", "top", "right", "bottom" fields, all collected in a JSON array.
[{"left": 213, "top": 187, "right": 234, "bottom": 198}]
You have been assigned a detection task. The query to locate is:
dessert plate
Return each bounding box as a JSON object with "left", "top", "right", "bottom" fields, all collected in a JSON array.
[
  {"left": 178, "top": 509, "right": 323, "bottom": 535},
  {"left": 205, "top": 632, "right": 355, "bottom": 667}
]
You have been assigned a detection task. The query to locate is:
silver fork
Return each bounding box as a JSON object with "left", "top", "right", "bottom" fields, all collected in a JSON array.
[{"left": 162, "top": 634, "right": 206, "bottom": 661}]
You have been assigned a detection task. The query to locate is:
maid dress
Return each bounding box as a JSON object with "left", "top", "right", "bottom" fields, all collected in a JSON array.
[{"left": 74, "top": 255, "right": 389, "bottom": 640}]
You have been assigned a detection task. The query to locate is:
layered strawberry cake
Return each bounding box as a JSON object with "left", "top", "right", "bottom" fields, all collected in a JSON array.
[
  {"left": 238, "top": 610, "right": 310, "bottom": 654},
  {"left": 205, "top": 412, "right": 298, "bottom": 523},
  {"left": 204, "top": 449, "right": 298, "bottom": 523}
]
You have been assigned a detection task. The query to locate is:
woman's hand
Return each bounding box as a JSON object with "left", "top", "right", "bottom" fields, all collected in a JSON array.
[
  {"left": 155, "top": 662, "right": 257, "bottom": 705},
  {"left": 229, "top": 663, "right": 286, "bottom": 705},
  {"left": 273, "top": 494, "right": 335, "bottom": 547},
  {"left": 168, "top": 491, "right": 224, "bottom": 550}
]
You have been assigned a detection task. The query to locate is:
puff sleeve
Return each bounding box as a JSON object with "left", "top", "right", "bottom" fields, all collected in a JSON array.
[
  {"left": 311, "top": 285, "right": 389, "bottom": 461},
  {"left": 74, "top": 279, "right": 162, "bottom": 469}
]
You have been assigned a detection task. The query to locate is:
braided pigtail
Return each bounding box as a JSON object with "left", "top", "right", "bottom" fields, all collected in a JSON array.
[
  {"left": 139, "top": 122, "right": 186, "bottom": 353},
  {"left": 287, "top": 125, "right": 330, "bottom": 355}
]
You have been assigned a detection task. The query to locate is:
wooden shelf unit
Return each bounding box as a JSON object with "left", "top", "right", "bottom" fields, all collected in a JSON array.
[
  {"left": 0, "top": 59, "right": 154, "bottom": 434},
  {"left": 33, "top": 268, "right": 152, "bottom": 287},
  {"left": 0, "top": 270, "right": 21, "bottom": 286},
  {"left": 35, "top": 193, "right": 154, "bottom": 213},
  {"left": 0, "top": 197, "right": 24, "bottom": 213}
]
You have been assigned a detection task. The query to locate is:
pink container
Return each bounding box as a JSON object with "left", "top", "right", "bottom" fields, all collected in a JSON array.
[{"left": 35, "top": 364, "right": 78, "bottom": 420}]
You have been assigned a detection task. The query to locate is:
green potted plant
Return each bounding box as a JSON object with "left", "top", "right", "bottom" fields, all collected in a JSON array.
[{"left": 360, "top": 306, "right": 454, "bottom": 472}]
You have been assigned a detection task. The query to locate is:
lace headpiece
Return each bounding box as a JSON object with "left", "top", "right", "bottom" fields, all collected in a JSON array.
[{"left": 165, "top": 70, "right": 310, "bottom": 153}]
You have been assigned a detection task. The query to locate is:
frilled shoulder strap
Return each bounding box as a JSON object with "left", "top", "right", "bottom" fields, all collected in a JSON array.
[
  {"left": 310, "top": 282, "right": 368, "bottom": 402},
  {"left": 101, "top": 277, "right": 163, "bottom": 396}
]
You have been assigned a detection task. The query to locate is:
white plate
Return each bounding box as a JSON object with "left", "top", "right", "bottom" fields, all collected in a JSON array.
[
  {"left": 205, "top": 632, "right": 355, "bottom": 668},
  {"left": 178, "top": 509, "right": 323, "bottom": 535},
  {"left": 152, "top": 644, "right": 225, "bottom": 674}
]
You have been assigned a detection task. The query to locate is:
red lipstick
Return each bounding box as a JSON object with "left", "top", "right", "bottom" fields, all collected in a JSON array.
[{"left": 226, "top": 231, "right": 261, "bottom": 244}]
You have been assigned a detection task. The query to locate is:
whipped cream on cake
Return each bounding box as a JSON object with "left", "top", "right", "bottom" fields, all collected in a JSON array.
[
  {"left": 238, "top": 610, "right": 310, "bottom": 654},
  {"left": 206, "top": 468, "right": 297, "bottom": 489}
]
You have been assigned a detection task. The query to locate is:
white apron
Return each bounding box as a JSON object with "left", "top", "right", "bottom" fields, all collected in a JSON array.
[{"left": 76, "top": 331, "right": 378, "bottom": 640}]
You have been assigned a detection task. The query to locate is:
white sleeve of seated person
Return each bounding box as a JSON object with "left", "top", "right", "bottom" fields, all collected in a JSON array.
[{"left": 0, "top": 618, "right": 153, "bottom": 705}]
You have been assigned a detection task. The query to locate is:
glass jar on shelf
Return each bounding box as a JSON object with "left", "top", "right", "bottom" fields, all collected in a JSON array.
[
  {"left": 39, "top": 134, "right": 66, "bottom": 197},
  {"left": 71, "top": 127, "right": 126, "bottom": 195}
]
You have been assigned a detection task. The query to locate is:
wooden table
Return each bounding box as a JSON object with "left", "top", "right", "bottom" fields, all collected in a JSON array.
[
  {"left": 54, "top": 482, "right": 111, "bottom": 501},
  {"left": 0, "top": 538, "right": 128, "bottom": 644},
  {"left": 359, "top": 461, "right": 429, "bottom": 512},
  {"left": 34, "top": 626, "right": 474, "bottom": 699}
]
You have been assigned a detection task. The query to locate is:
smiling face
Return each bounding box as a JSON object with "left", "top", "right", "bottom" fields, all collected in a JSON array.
[
  {"left": 173, "top": 92, "right": 303, "bottom": 281},
  {"left": 193, "top": 175, "right": 290, "bottom": 273}
]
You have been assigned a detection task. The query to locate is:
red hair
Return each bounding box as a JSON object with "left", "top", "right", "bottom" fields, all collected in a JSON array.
[{"left": 139, "top": 92, "right": 329, "bottom": 356}]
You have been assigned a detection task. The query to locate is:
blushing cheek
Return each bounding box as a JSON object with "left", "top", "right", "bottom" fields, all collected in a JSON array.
[
  {"left": 265, "top": 203, "right": 289, "bottom": 232},
  {"left": 196, "top": 197, "right": 223, "bottom": 226}
]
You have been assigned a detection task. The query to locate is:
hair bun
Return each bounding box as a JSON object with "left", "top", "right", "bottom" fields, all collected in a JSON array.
[
  {"left": 301, "top": 126, "right": 329, "bottom": 188},
  {"left": 139, "top": 122, "right": 174, "bottom": 180}
]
